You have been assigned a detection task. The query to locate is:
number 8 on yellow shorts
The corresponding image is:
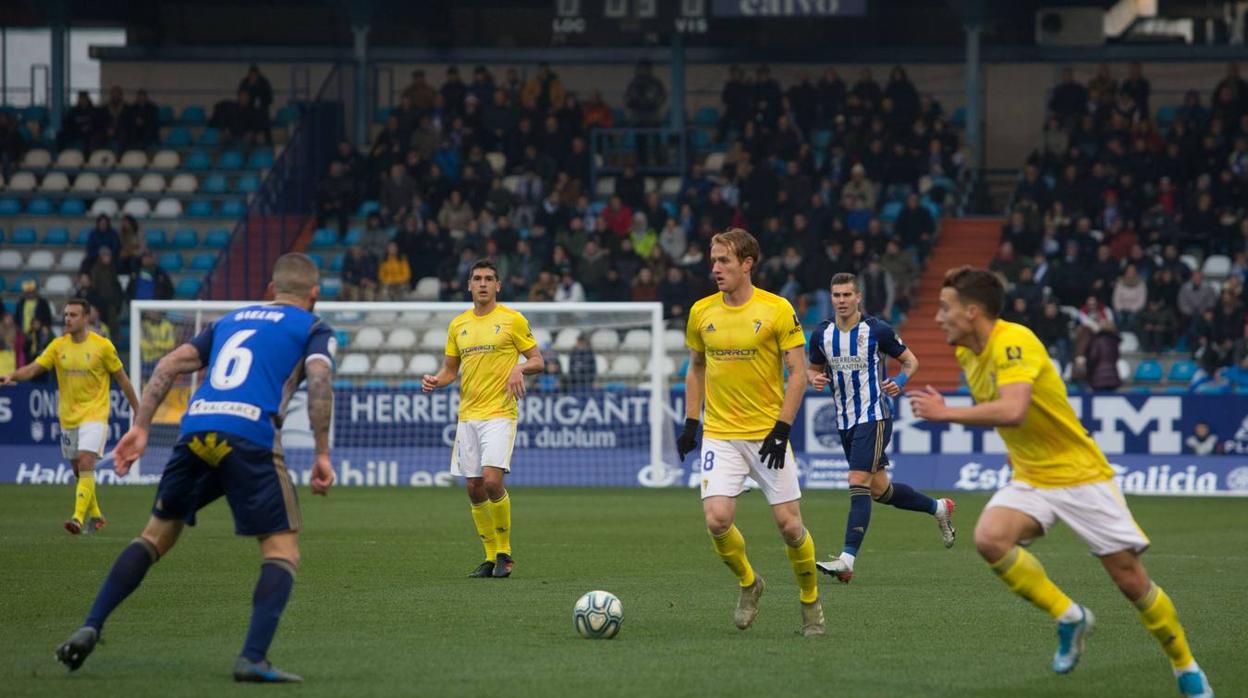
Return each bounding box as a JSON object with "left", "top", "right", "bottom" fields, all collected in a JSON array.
[{"left": 699, "top": 436, "right": 802, "bottom": 505}]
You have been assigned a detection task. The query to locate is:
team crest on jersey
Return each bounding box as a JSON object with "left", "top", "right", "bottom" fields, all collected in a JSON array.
[
  {"left": 753, "top": 319, "right": 762, "bottom": 334},
  {"left": 705, "top": 323, "right": 716, "bottom": 333},
  {"left": 494, "top": 324, "right": 501, "bottom": 334},
  {"left": 461, "top": 329, "right": 468, "bottom": 336}
]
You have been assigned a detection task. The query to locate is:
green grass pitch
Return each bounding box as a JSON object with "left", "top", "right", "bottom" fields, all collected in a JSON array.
[{"left": 1, "top": 485, "right": 1244, "bottom": 697}]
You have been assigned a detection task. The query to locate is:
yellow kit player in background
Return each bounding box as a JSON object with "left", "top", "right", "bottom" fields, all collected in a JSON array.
[
  {"left": 423, "top": 259, "right": 544, "bottom": 579},
  {"left": 679, "top": 228, "right": 823, "bottom": 636},
  {"left": 909, "top": 267, "right": 1213, "bottom": 698},
  {"left": 0, "top": 298, "right": 139, "bottom": 534}
]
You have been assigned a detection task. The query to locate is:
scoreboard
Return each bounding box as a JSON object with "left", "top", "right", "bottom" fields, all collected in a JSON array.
[
  {"left": 550, "top": 0, "right": 870, "bottom": 44},
  {"left": 551, "top": 0, "right": 711, "bottom": 41}
]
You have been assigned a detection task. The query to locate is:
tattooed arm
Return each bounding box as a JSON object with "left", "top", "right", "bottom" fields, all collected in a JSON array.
[
  {"left": 113, "top": 344, "right": 204, "bottom": 473},
  {"left": 305, "top": 358, "right": 333, "bottom": 457}
]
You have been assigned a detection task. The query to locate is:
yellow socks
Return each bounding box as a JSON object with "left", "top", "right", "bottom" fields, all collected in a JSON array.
[
  {"left": 785, "top": 529, "right": 819, "bottom": 604},
  {"left": 72, "top": 471, "right": 95, "bottom": 523},
  {"left": 488, "top": 492, "right": 511, "bottom": 556},
  {"left": 710, "top": 525, "right": 756, "bottom": 588},
  {"left": 1135, "top": 584, "right": 1195, "bottom": 671},
  {"left": 989, "top": 546, "right": 1075, "bottom": 620},
  {"left": 469, "top": 501, "right": 497, "bottom": 562}
]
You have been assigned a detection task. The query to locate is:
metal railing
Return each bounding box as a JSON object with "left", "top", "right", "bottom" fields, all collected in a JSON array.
[{"left": 200, "top": 64, "right": 345, "bottom": 300}]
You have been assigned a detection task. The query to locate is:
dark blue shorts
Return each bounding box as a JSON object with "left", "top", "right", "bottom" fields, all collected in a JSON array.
[
  {"left": 152, "top": 431, "right": 301, "bottom": 537},
  {"left": 839, "top": 420, "right": 892, "bottom": 473}
]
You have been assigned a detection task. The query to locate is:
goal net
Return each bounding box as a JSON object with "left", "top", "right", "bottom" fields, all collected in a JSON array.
[{"left": 129, "top": 300, "right": 684, "bottom": 488}]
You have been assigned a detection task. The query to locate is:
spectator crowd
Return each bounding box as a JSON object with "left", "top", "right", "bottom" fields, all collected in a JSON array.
[
  {"left": 1001, "top": 61, "right": 1248, "bottom": 388},
  {"left": 317, "top": 62, "right": 959, "bottom": 330}
]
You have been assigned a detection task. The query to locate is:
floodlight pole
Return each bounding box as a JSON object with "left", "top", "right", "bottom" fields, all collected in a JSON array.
[
  {"left": 48, "top": 0, "right": 68, "bottom": 138},
  {"left": 352, "top": 21, "right": 370, "bottom": 149},
  {"left": 963, "top": 18, "right": 983, "bottom": 173}
]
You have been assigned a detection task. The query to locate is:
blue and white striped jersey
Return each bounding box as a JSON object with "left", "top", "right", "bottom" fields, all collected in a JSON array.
[{"left": 808, "top": 315, "right": 907, "bottom": 430}]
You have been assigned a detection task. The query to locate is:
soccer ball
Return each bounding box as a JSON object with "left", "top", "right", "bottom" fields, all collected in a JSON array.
[{"left": 573, "top": 590, "right": 623, "bottom": 639}]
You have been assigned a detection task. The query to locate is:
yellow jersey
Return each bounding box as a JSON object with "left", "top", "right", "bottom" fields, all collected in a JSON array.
[
  {"left": 956, "top": 320, "right": 1114, "bottom": 488},
  {"left": 687, "top": 287, "right": 805, "bottom": 440},
  {"left": 35, "top": 331, "right": 123, "bottom": 429},
  {"left": 445, "top": 304, "right": 537, "bottom": 421}
]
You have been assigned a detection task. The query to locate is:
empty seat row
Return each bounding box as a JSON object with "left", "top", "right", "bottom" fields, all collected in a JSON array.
[
  {"left": 21, "top": 148, "right": 183, "bottom": 172},
  {"left": 85, "top": 197, "right": 248, "bottom": 219},
  {"left": 334, "top": 350, "right": 672, "bottom": 379},
  {"left": 0, "top": 249, "right": 84, "bottom": 272},
  {"left": 0, "top": 226, "right": 230, "bottom": 250},
  {"left": 591, "top": 176, "right": 683, "bottom": 199},
  {"left": 4, "top": 170, "right": 231, "bottom": 195}
]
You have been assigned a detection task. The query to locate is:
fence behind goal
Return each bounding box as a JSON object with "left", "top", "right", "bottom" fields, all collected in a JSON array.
[{"left": 129, "top": 301, "right": 682, "bottom": 488}]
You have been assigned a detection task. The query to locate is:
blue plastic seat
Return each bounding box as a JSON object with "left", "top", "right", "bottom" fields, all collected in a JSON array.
[
  {"left": 329, "top": 253, "right": 344, "bottom": 272},
  {"left": 693, "top": 106, "right": 719, "bottom": 126},
  {"left": 355, "top": 200, "right": 380, "bottom": 217},
  {"left": 186, "top": 200, "right": 213, "bottom": 217},
  {"left": 247, "top": 150, "right": 274, "bottom": 169},
  {"left": 145, "top": 228, "right": 168, "bottom": 249},
  {"left": 235, "top": 174, "right": 260, "bottom": 194},
  {"left": 175, "top": 277, "right": 201, "bottom": 298},
  {"left": 1156, "top": 105, "right": 1178, "bottom": 126},
  {"left": 204, "top": 228, "right": 231, "bottom": 248},
  {"left": 217, "top": 150, "right": 244, "bottom": 170},
  {"left": 59, "top": 198, "right": 86, "bottom": 216},
  {"left": 812, "top": 130, "right": 833, "bottom": 148},
  {"left": 881, "top": 201, "right": 903, "bottom": 222},
  {"left": 309, "top": 228, "right": 337, "bottom": 249},
  {"left": 689, "top": 129, "right": 710, "bottom": 149},
  {"left": 172, "top": 227, "right": 199, "bottom": 248},
  {"left": 75, "top": 228, "right": 92, "bottom": 245},
  {"left": 1194, "top": 381, "right": 1230, "bottom": 395},
  {"left": 363, "top": 379, "right": 387, "bottom": 389},
  {"left": 219, "top": 199, "right": 246, "bottom": 218},
  {"left": 42, "top": 227, "right": 70, "bottom": 245},
  {"left": 273, "top": 104, "right": 299, "bottom": 127},
  {"left": 306, "top": 253, "right": 325, "bottom": 269},
  {"left": 1133, "top": 359, "right": 1163, "bottom": 384},
  {"left": 1167, "top": 360, "right": 1197, "bottom": 383},
  {"left": 374, "top": 107, "right": 392, "bottom": 124},
  {"left": 157, "top": 105, "right": 175, "bottom": 124},
  {"left": 22, "top": 105, "right": 48, "bottom": 124},
  {"left": 320, "top": 278, "right": 341, "bottom": 298},
  {"left": 200, "top": 173, "right": 228, "bottom": 194},
  {"left": 951, "top": 106, "right": 967, "bottom": 127},
  {"left": 180, "top": 105, "right": 207, "bottom": 125},
  {"left": 344, "top": 228, "right": 363, "bottom": 245},
  {"left": 333, "top": 379, "right": 355, "bottom": 390},
  {"left": 163, "top": 127, "right": 192, "bottom": 147},
  {"left": 13, "top": 227, "right": 37, "bottom": 244},
  {"left": 0, "top": 198, "right": 21, "bottom": 216},
  {"left": 196, "top": 127, "right": 220, "bottom": 146},
  {"left": 334, "top": 329, "right": 350, "bottom": 348},
  {"left": 184, "top": 150, "right": 212, "bottom": 171},
  {"left": 26, "top": 198, "right": 53, "bottom": 215},
  {"left": 158, "top": 252, "right": 184, "bottom": 272},
  {"left": 190, "top": 253, "right": 216, "bottom": 271}
]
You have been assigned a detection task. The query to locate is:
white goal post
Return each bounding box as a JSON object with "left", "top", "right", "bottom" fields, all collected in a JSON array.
[{"left": 129, "top": 300, "right": 679, "bottom": 487}]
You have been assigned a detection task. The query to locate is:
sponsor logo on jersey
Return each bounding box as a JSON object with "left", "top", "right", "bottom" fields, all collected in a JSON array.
[
  {"left": 459, "top": 344, "right": 497, "bottom": 356},
  {"left": 706, "top": 348, "right": 757, "bottom": 360},
  {"left": 188, "top": 399, "right": 262, "bottom": 421},
  {"left": 705, "top": 323, "right": 716, "bottom": 332},
  {"left": 753, "top": 319, "right": 762, "bottom": 334}
]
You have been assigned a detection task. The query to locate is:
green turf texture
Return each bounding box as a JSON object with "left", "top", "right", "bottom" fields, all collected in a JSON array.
[{"left": 1, "top": 485, "right": 1243, "bottom": 697}]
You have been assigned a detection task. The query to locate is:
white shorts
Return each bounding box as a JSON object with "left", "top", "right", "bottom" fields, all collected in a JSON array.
[
  {"left": 451, "top": 418, "right": 517, "bottom": 478},
  {"left": 986, "top": 479, "right": 1151, "bottom": 557},
  {"left": 699, "top": 437, "right": 801, "bottom": 505},
  {"left": 61, "top": 422, "right": 108, "bottom": 460}
]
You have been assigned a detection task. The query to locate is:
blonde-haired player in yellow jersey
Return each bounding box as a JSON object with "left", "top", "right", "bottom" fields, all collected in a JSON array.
[
  {"left": 679, "top": 228, "right": 823, "bottom": 636},
  {"left": 423, "top": 259, "right": 544, "bottom": 579},
  {"left": 1, "top": 298, "right": 139, "bottom": 534},
  {"left": 909, "top": 267, "right": 1213, "bottom": 698}
]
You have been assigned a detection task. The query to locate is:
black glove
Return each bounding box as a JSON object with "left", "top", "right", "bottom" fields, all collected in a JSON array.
[
  {"left": 677, "top": 418, "right": 701, "bottom": 461},
  {"left": 758, "top": 420, "right": 792, "bottom": 469}
]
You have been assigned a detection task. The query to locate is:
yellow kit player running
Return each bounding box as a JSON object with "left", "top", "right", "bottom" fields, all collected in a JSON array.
[
  {"left": 679, "top": 228, "right": 823, "bottom": 637},
  {"left": 909, "top": 267, "right": 1213, "bottom": 698},
  {"left": 423, "top": 259, "right": 544, "bottom": 579},
  {"left": 0, "top": 298, "right": 139, "bottom": 534}
]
